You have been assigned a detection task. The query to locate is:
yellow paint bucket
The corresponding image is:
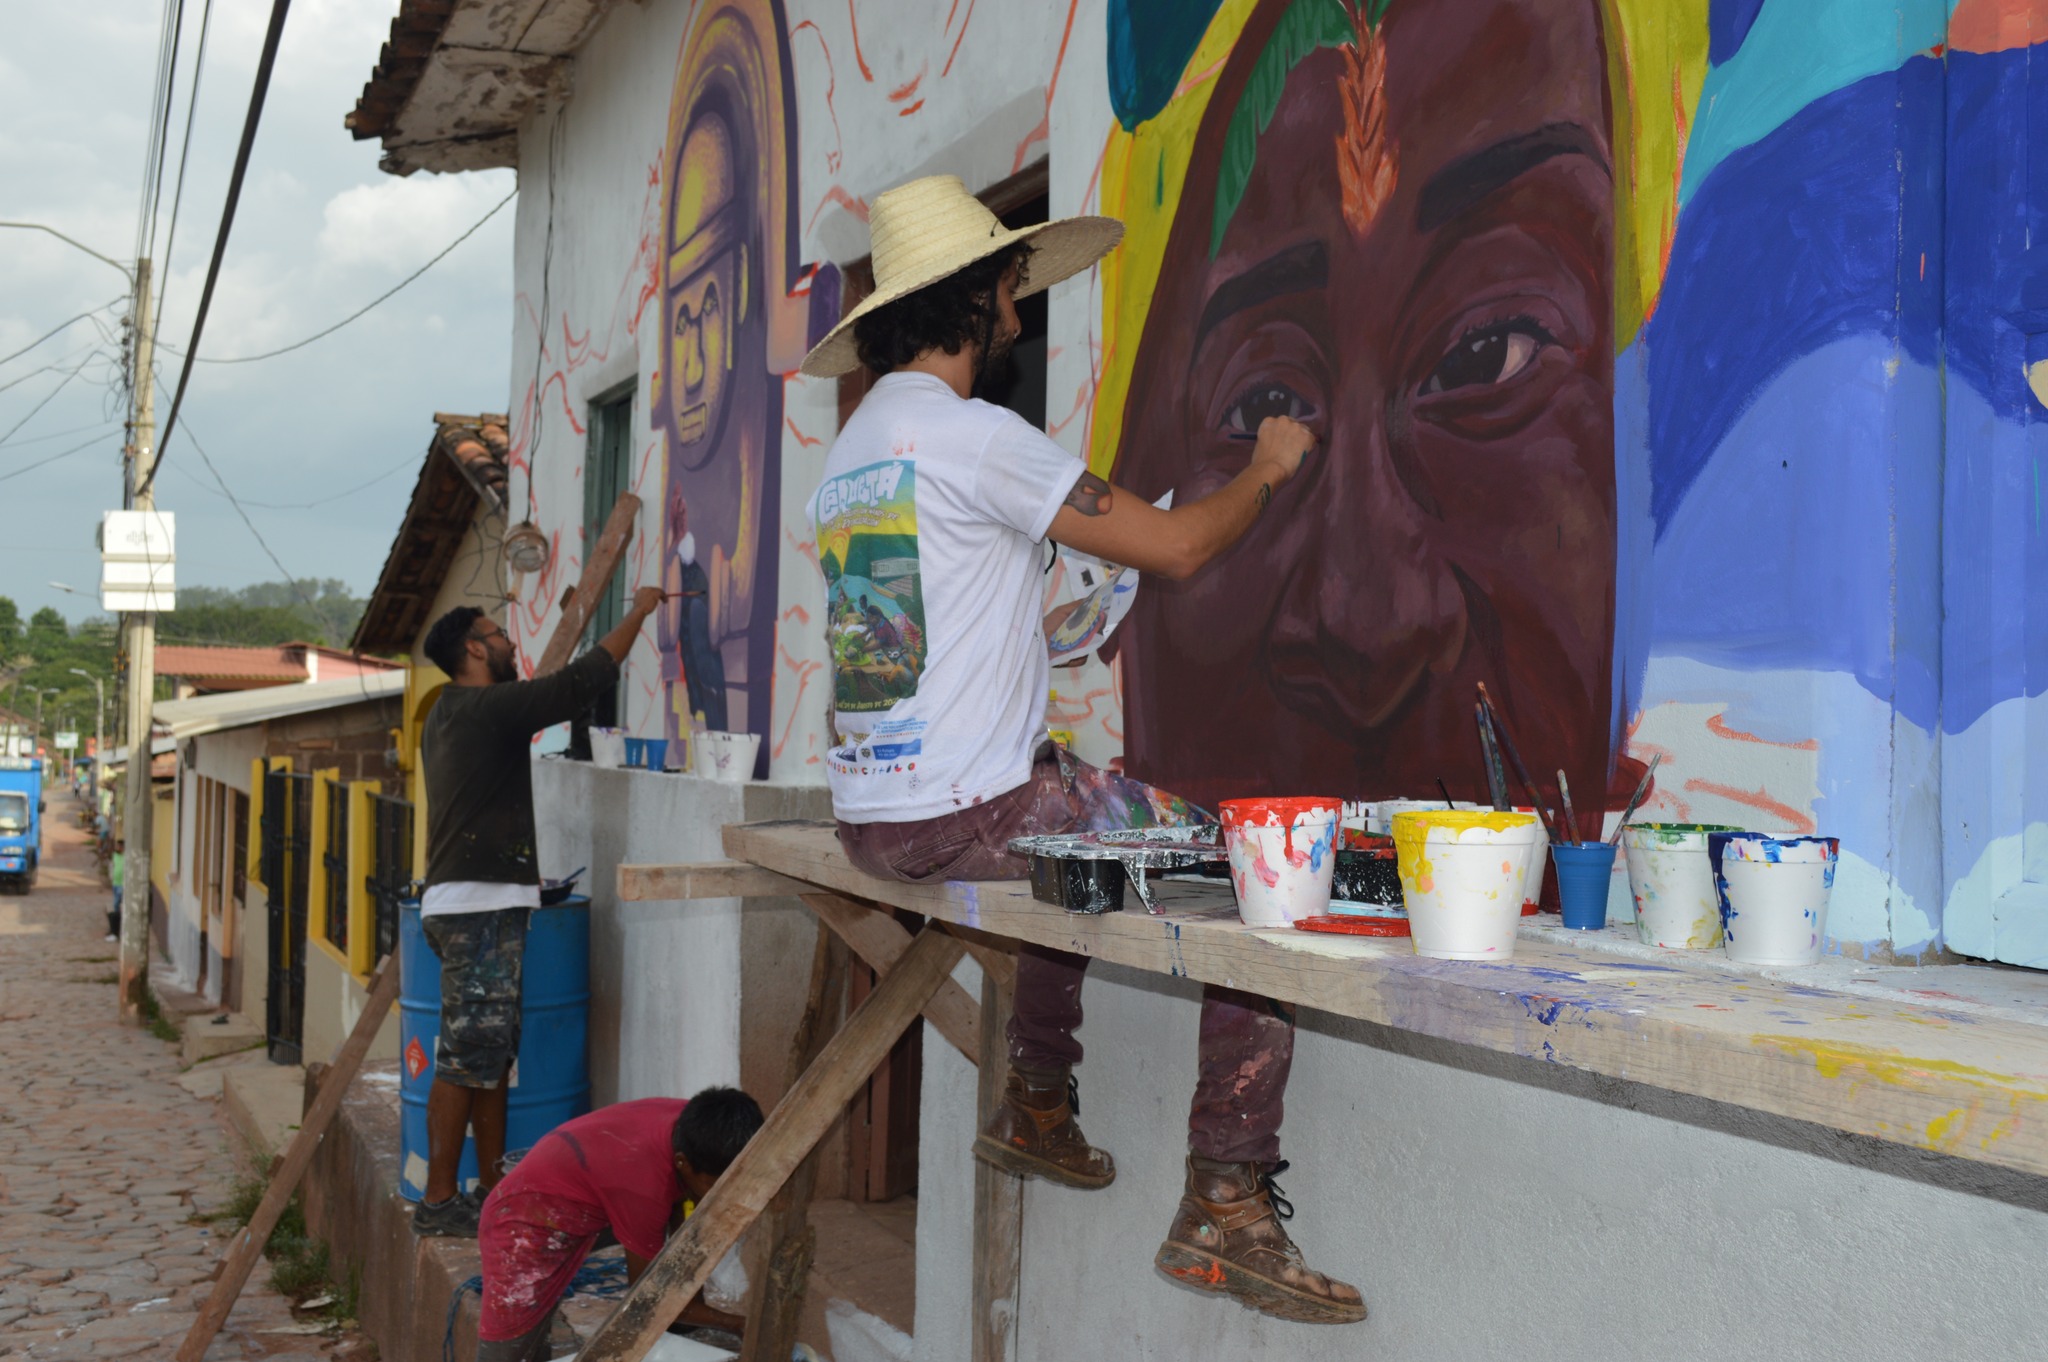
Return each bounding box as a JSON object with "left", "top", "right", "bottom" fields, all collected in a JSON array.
[{"left": 1391, "top": 811, "right": 1543, "bottom": 960}]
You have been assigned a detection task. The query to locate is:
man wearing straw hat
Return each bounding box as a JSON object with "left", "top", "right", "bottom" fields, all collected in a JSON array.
[{"left": 802, "top": 175, "right": 1362, "bottom": 1325}]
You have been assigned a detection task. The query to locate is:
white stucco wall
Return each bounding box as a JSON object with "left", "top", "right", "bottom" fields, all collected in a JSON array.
[
  {"left": 914, "top": 961, "right": 2048, "bottom": 1361},
  {"left": 531, "top": 758, "right": 831, "bottom": 1106},
  {"left": 482, "top": 7, "right": 2048, "bottom": 1360}
]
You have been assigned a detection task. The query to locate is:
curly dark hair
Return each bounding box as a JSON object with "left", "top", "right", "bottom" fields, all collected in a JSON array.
[{"left": 853, "top": 242, "right": 1033, "bottom": 376}]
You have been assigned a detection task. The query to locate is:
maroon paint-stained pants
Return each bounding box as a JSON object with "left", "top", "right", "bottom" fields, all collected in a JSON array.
[{"left": 836, "top": 746, "right": 1293, "bottom": 1163}]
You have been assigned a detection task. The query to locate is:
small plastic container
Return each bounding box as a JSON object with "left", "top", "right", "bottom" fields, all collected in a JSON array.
[
  {"left": 1392, "top": 810, "right": 1543, "bottom": 960},
  {"left": 697, "top": 730, "right": 761, "bottom": 783},
  {"left": 1551, "top": 841, "right": 1618, "bottom": 930},
  {"left": 643, "top": 738, "right": 669, "bottom": 771},
  {"left": 1219, "top": 797, "right": 1341, "bottom": 927},
  {"left": 1622, "top": 823, "right": 1742, "bottom": 948},
  {"left": 1711, "top": 832, "right": 1839, "bottom": 966}
]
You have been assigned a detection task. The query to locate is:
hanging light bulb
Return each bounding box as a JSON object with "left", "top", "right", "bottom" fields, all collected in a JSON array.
[{"left": 504, "top": 522, "right": 549, "bottom": 575}]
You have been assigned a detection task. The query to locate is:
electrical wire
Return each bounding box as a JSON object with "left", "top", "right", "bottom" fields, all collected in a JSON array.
[
  {"left": 0, "top": 352, "right": 100, "bottom": 448},
  {"left": 166, "top": 442, "right": 421, "bottom": 510},
  {"left": 177, "top": 419, "right": 319, "bottom": 616},
  {"left": 0, "top": 299, "right": 125, "bottom": 369},
  {"left": 0, "top": 348, "right": 112, "bottom": 398},
  {"left": 138, "top": 0, "right": 295, "bottom": 500},
  {"left": 0, "top": 430, "right": 120, "bottom": 486},
  {"left": 155, "top": 190, "right": 516, "bottom": 366},
  {"left": 152, "top": 0, "right": 217, "bottom": 346}
]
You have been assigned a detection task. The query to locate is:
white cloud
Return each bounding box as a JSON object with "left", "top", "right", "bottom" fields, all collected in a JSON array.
[{"left": 318, "top": 173, "right": 514, "bottom": 270}]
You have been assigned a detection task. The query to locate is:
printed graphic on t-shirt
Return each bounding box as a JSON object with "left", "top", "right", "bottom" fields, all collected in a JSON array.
[{"left": 817, "top": 459, "right": 928, "bottom": 717}]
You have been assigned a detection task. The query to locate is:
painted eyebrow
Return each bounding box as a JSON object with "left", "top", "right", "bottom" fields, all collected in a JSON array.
[
  {"left": 1194, "top": 240, "right": 1329, "bottom": 350},
  {"left": 1416, "top": 123, "right": 1611, "bottom": 233}
]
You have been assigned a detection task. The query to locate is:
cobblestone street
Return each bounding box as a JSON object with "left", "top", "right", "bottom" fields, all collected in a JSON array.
[{"left": 0, "top": 795, "right": 356, "bottom": 1360}]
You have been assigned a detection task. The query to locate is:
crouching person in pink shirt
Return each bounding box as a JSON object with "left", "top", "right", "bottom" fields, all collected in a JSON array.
[{"left": 475, "top": 1087, "right": 764, "bottom": 1360}]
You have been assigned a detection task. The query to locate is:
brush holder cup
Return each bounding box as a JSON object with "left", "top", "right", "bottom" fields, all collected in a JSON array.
[{"left": 1622, "top": 824, "right": 1742, "bottom": 948}]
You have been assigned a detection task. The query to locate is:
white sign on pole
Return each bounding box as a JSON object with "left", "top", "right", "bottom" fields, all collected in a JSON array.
[
  {"left": 54, "top": 732, "right": 80, "bottom": 751},
  {"left": 100, "top": 509, "right": 176, "bottom": 612}
]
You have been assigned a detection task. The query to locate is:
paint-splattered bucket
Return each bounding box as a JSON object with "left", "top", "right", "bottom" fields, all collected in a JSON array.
[
  {"left": 1392, "top": 811, "right": 1543, "bottom": 960},
  {"left": 1219, "top": 797, "right": 1341, "bottom": 927},
  {"left": 1621, "top": 824, "right": 1741, "bottom": 948},
  {"left": 697, "top": 730, "right": 760, "bottom": 783},
  {"left": 1710, "top": 833, "right": 1838, "bottom": 966}
]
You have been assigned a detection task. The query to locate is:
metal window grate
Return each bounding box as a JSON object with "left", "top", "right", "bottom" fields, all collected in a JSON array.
[
  {"left": 322, "top": 782, "right": 350, "bottom": 956},
  {"left": 366, "top": 793, "right": 414, "bottom": 965}
]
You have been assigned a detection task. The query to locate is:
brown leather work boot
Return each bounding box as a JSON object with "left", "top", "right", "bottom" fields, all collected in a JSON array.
[
  {"left": 1154, "top": 1156, "right": 1366, "bottom": 1324},
  {"left": 971, "top": 1065, "right": 1115, "bottom": 1189}
]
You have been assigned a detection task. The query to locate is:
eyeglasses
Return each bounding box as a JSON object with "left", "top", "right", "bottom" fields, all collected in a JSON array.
[{"left": 467, "top": 625, "right": 506, "bottom": 643}]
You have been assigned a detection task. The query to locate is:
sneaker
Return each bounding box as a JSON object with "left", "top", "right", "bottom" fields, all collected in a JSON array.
[{"left": 412, "top": 1191, "right": 481, "bottom": 1238}]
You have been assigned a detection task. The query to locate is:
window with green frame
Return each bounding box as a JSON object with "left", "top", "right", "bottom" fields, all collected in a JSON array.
[{"left": 582, "top": 381, "right": 636, "bottom": 727}]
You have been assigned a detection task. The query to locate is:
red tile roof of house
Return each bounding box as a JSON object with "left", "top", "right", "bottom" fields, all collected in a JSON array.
[{"left": 154, "top": 645, "right": 308, "bottom": 682}]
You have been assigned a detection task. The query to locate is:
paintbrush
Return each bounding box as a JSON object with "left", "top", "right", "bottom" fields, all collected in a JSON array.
[
  {"left": 1436, "top": 777, "right": 1456, "bottom": 809},
  {"left": 1476, "top": 703, "right": 1509, "bottom": 810},
  {"left": 1557, "top": 770, "right": 1579, "bottom": 844},
  {"left": 1476, "top": 683, "right": 1562, "bottom": 843},
  {"left": 1607, "top": 753, "right": 1662, "bottom": 845}
]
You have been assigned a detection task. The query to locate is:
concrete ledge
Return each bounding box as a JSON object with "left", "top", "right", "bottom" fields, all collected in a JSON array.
[
  {"left": 181, "top": 1008, "right": 266, "bottom": 1065},
  {"left": 302, "top": 1063, "right": 601, "bottom": 1362},
  {"left": 223, "top": 1057, "right": 306, "bottom": 1166}
]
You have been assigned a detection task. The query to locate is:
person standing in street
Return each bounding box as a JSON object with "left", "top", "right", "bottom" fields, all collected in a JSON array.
[
  {"left": 412, "top": 588, "right": 665, "bottom": 1236},
  {"left": 799, "top": 176, "right": 1362, "bottom": 1324},
  {"left": 105, "top": 838, "right": 123, "bottom": 942}
]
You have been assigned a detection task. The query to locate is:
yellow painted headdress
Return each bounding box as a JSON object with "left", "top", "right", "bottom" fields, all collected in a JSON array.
[{"left": 1088, "top": 0, "right": 1711, "bottom": 475}]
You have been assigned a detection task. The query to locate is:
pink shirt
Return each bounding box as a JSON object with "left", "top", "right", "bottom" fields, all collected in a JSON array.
[{"left": 489, "top": 1097, "right": 684, "bottom": 1259}]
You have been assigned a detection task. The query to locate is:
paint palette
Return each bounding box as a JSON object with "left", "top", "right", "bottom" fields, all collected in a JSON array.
[{"left": 1009, "top": 826, "right": 1227, "bottom": 915}]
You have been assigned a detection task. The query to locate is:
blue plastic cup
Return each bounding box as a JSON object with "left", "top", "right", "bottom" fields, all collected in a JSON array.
[
  {"left": 1552, "top": 841, "right": 1618, "bottom": 929},
  {"left": 623, "top": 737, "right": 647, "bottom": 767},
  {"left": 644, "top": 738, "right": 669, "bottom": 770}
]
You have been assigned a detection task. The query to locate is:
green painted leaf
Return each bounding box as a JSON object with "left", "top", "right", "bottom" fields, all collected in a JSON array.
[{"left": 1210, "top": 0, "right": 1357, "bottom": 257}]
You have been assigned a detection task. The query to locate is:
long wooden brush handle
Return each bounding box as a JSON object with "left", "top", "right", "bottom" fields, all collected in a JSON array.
[{"left": 1476, "top": 684, "right": 1561, "bottom": 843}]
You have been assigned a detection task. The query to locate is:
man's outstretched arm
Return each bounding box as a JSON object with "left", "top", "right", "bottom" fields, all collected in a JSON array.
[{"left": 1044, "top": 415, "right": 1314, "bottom": 582}]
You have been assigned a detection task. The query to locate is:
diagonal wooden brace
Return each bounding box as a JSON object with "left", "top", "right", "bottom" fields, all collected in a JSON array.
[
  {"left": 576, "top": 926, "right": 966, "bottom": 1362},
  {"left": 801, "top": 892, "right": 982, "bottom": 1063}
]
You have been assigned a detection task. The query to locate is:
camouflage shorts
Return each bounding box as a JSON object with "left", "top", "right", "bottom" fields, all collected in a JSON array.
[{"left": 422, "top": 908, "right": 527, "bottom": 1088}]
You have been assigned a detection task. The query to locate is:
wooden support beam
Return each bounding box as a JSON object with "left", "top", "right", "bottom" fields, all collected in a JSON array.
[
  {"left": 578, "top": 927, "right": 966, "bottom": 1362},
  {"left": 618, "top": 859, "right": 814, "bottom": 901},
  {"left": 176, "top": 955, "right": 401, "bottom": 1362},
  {"left": 534, "top": 490, "right": 640, "bottom": 677},
  {"left": 738, "top": 927, "right": 846, "bottom": 1362},
  {"left": 802, "top": 891, "right": 980, "bottom": 1063},
  {"left": 972, "top": 965, "right": 1024, "bottom": 1362}
]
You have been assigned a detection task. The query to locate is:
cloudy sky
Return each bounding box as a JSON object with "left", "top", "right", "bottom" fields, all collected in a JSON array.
[{"left": 0, "top": 0, "right": 517, "bottom": 627}]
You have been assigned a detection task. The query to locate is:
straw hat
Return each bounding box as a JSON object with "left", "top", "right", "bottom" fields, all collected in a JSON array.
[{"left": 800, "top": 174, "right": 1123, "bottom": 378}]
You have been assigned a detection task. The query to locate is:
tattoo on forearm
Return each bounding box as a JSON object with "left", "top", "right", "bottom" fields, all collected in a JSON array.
[
  {"left": 1064, "top": 471, "right": 1114, "bottom": 517},
  {"left": 1256, "top": 482, "right": 1272, "bottom": 511}
]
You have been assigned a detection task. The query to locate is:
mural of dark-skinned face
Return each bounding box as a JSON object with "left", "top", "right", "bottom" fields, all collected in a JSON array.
[
  {"left": 1116, "top": 0, "right": 1616, "bottom": 815},
  {"left": 656, "top": 2, "right": 793, "bottom": 769}
]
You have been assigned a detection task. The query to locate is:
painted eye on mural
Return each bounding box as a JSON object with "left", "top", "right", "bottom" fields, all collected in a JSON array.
[
  {"left": 1419, "top": 318, "right": 1554, "bottom": 396},
  {"left": 1219, "top": 382, "right": 1319, "bottom": 439}
]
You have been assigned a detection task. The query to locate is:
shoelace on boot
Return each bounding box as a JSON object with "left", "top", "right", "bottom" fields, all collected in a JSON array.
[
  {"left": 1261, "top": 1159, "right": 1295, "bottom": 1221},
  {"left": 1067, "top": 1074, "right": 1082, "bottom": 1118}
]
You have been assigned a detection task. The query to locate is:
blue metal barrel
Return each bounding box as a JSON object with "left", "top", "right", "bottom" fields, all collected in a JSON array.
[{"left": 397, "top": 897, "right": 592, "bottom": 1201}]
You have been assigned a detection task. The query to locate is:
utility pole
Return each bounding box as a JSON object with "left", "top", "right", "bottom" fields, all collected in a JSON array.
[{"left": 119, "top": 258, "right": 156, "bottom": 1024}]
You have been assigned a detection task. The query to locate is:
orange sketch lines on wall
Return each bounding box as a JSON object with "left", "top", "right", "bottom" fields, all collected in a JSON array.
[
  {"left": 845, "top": 0, "right": 874, "bottom": 81},
  {"left": 1705, "top": 711, "right": 1819, "bottom": 751},
  {"left": 1682, "top": 779, "right": 1816, "bottom": 835}
]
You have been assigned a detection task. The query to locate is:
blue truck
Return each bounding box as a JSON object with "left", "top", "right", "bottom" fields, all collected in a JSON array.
[{"left": 0, "top": 755, "right": 44, "bottom": 893}]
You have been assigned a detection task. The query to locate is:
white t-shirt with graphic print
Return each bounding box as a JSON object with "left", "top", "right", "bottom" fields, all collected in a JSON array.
[{"left": 808, "top": 370, "right": 1084, "bottom": 823}]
